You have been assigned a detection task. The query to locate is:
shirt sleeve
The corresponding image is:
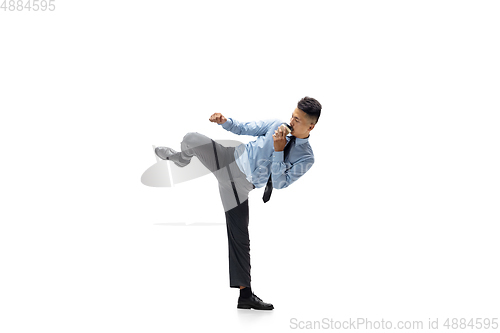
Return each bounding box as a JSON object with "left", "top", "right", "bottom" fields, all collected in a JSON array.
[
  {"left": 220, "top": 118, "right": 281, "bottom": 136},
  {"left": 270, "top": 154, "right": 314, "bottom": 189}
]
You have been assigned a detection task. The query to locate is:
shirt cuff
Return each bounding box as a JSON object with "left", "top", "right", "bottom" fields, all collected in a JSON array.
[
  {"left": 221, "top": 118, "right": 233, "bottom": 129},
  {"left": 272, "top": 150, "right": 284, "bottom": 163}
]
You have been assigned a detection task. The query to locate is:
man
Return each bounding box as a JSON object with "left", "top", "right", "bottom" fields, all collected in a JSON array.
[{"left": 155, "top": 96, "right": 322, "bottom": 310}]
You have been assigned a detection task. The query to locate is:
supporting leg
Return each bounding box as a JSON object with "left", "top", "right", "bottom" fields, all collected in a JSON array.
[{"left": 225, "top": 199, "right": 251, "bottom": 289}]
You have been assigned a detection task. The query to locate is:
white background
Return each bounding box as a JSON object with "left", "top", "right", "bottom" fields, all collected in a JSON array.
[{"left": 1, "top": 1, "right": 499, "bottom": 332}]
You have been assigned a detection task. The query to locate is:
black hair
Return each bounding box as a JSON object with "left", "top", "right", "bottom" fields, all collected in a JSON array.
[{"left": 297, "top": 96, "right": 322, "bottom": 124}]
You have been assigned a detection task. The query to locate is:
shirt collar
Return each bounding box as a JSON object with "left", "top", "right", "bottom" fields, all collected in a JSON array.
[{"left": 289, "top": 135, "right": 309, "bottom": 146}]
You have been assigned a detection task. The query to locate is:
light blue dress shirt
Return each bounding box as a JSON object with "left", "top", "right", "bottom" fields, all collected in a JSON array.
[{"left": 220, "top": 118, "right": 315, "bottom": 189}]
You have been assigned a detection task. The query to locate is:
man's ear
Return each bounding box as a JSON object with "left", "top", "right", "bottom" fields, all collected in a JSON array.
[{"left": 308, "top": 123, "right": 315, "bottom": 132}]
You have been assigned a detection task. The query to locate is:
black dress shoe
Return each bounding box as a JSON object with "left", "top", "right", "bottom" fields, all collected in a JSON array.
[{"left": 237, "top": 293, "right": 274, "bottom": 310}]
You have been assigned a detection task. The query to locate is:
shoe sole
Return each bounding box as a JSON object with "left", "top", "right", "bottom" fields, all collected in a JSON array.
[{"left": 237, "top": 304, "right": 274, "bottom": 310}]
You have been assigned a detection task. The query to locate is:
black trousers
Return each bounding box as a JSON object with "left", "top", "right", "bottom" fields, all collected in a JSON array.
[{"left": 178, "top": 132, "right": 255, "bottom": 288}]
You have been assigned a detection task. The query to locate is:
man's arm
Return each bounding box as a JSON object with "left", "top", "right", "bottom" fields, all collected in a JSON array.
[
  {"left": 270, "top": 154, "right": 314, "bottom": 189},
  {"left": 209, "top": 112, "right": 279, "bottom": 136},
  {"left": 270, "top": 126, "right": 314, "bottom": 189}
]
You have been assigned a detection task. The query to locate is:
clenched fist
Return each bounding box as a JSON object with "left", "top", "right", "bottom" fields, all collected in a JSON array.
[
  {"left": 273, "top": 125, "right": 288, "bottom": 152},
  {"left": 209, "top": 113, "right": 227, "bottom": 124}
]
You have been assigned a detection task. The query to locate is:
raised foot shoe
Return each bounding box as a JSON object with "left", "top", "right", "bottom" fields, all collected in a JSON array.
[
  {"left": 154, "top": 147, "right": 189, "bottom": 167},
  {"left": 237, "top": 293, "right": 274, "bottom": 310}
]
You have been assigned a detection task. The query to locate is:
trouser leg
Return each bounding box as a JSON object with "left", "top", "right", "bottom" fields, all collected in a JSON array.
[
  {"left": 214, "top": 144, "right": 254, "bottom": 288},
  {"left": 177, "top": 132, "right": 219, "bottom": 172},
  {"left": 225, "top": 199, "right": 251, "bottom": 288},
  {"left": 179, "top": 132, "right": 252, "bottom": 211}
]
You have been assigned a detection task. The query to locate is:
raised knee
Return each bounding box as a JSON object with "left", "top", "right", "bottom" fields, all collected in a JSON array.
[{"left": 183, "top": 132, "right": 201, "bottom": 148}]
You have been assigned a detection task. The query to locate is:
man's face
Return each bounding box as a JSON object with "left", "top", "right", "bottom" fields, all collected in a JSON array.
[{"left": 289, "top": 108, "right": 315, "bottom": 139}]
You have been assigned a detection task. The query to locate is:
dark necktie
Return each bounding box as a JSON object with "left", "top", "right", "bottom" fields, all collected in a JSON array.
[{"left": 262, "top": 136, "right": 296, "bottom": 203}]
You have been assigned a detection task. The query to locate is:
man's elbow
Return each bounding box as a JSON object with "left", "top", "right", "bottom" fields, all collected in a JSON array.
[{"left": 273, "top": 179, "right": 289, "bottom": 190}]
